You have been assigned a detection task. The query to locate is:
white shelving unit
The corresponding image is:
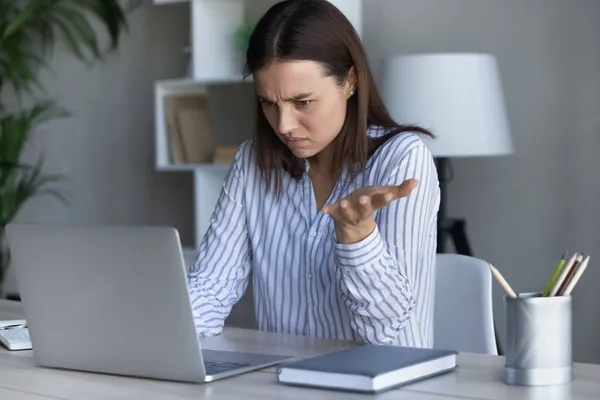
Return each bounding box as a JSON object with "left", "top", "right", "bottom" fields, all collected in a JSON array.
[{"left": 153, "top": 0, "right": 363, "bottom": 251}]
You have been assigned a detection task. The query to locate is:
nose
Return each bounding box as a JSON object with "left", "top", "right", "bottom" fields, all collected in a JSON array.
[{"left": 276, "top": 105, "right": 298, "bottom": 135}]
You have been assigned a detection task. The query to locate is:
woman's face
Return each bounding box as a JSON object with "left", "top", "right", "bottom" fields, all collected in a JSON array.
[{"left": 254, "top": 60, "right": 355, "bottom": 160}]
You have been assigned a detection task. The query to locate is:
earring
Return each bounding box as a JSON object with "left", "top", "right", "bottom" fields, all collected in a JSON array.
[{"left": 350, "top": 90, "right": 355, "bottom": 96}]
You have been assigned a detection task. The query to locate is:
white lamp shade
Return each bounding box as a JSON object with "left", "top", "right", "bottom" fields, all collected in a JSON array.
[{"left": 379, "top": 53, "right": 513, "bottom": 157}]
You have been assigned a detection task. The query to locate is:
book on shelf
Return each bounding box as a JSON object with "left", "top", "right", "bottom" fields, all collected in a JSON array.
[
  {"left": 164, "top": 94, "right": 215, "bottom": 164},
  {"left": 213, "top": 146, "right": 238, "bottom": 164}
]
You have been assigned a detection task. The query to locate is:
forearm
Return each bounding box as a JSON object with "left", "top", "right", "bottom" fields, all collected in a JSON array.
[
  {"left": 187, "top": 146, "right": 252, "bottom": 337},
  {"left": 335, "top": 225, "right": 416, "bottom": 344},
  {"left": 188, "top": 277, "right": 248, "bottom": 336},
  {"left": 188, "top": 221, "right": 251, "bottom": 337}
]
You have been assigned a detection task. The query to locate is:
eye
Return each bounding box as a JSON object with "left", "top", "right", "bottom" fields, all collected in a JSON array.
[
  {"left": 259, "top": 99, "right": 276, "bottom": 108},
  {"left": 295, "top": 100, "right": 312, "bottom": 108}
]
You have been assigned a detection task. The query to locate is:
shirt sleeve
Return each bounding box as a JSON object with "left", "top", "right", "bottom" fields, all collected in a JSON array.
[
  {"left": 187, "top": 148, "right": 252, "bottom": 337},
  {"left": 334, "top": 140, "right": 439, "bottom": 344}
]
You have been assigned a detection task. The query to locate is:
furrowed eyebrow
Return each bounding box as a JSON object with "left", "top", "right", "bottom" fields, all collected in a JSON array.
[
  {"left": 288, "top": 93, "right": 313, "bottom": 101},
  {"left": 257, "top": 93, "right": 314, "bottom": 102},
  {"left": 257, "top": 95, "right": 273, "bottom": 103}
]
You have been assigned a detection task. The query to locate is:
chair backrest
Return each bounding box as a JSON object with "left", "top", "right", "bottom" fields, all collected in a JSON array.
[{"left": 434, "top": 253, "right": 498, "bottom": 355}]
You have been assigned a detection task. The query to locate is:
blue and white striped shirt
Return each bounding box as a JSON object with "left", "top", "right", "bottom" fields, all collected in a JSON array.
[{"left": 188, "top": 128, "right": 440, "bottom": 347}]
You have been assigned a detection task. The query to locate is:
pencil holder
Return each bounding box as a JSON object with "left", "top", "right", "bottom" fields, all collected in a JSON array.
[{"left": 504, "top": 292, "right": 572, "bottom": 386}]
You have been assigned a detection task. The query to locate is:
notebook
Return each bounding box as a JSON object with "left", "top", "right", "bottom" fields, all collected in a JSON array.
[{"left": 277, "top": 344, "right": 458, "bottom": 393}]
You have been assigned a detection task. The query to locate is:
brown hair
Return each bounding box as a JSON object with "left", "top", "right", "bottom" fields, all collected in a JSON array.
[{"left": 245, "top": 0, "right": 432, "bottom": 192}]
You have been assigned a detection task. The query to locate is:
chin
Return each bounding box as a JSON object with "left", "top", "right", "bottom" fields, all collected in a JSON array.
[{"left": 289, "top": 147, "right": 318, "bottom": 159}]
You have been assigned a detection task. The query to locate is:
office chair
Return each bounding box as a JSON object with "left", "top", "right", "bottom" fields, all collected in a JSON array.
[{"left": 433, "top": 253, "right": 498, "bottom": 355}]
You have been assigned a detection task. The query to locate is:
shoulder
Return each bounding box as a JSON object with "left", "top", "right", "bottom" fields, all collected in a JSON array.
[
  {"left": 366, "top": 127, "right": 439, "bottom": 192},
  {"left": 229, "top": 139, "right": 257, "bottom": 174},
  {"left": 235, "top": 138, "right": 255, "bottom": 161},
  {"left": 367, "top": 126, "right": 433, "bottom": 171}
]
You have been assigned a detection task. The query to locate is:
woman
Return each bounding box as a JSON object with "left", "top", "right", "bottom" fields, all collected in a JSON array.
[{"left": 188, "top": 0, "right": 440, "bottom": 348}]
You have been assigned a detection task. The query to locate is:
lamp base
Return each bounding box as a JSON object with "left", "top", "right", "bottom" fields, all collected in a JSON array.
[{"left": 438, "top": 218, "right": 472, "bottom": 255}]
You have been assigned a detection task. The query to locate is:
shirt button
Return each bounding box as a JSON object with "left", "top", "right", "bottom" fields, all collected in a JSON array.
[
  {"left": 309, "top": 231, "right": 317, "bottom": 238},
  {"left": 306, "top": 273, "right": 312, "bottom": 279}
]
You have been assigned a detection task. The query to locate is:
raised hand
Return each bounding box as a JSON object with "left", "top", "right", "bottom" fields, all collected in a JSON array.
[{"left": 321, "top": 179, "right": 418, "bottom": 244}]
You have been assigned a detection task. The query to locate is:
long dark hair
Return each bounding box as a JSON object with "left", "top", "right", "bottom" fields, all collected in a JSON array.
[{"left": 245, "top": 0, "right": 432, "bottom": 192}]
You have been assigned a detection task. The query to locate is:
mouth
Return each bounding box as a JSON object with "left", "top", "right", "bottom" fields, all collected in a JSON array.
[
  {"left": 283, "top": 137, "right": 308, "bottom": 148},
  {"left": 283, "top": 137, "right": 307, "bottom": 143}
]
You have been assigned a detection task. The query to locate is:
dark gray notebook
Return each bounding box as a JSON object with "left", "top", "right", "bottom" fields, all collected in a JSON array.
[{"left": 277, "top": 344, "right": 458, "bottom": 393}]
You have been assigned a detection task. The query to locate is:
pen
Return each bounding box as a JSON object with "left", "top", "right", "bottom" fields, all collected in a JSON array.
[
  {"left": 488, "top": 263, "right": 517, "bottom": 298},
  {"left": 542, "top": 250, "right": 567, "bottom": 297}
]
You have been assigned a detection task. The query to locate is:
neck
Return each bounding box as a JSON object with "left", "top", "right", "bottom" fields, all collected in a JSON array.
[{"left": 308, "top": 144, "right": 336, "bottom": 175}]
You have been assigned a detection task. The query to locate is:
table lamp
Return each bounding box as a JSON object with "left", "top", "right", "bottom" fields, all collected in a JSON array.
[{"left": 379, "top": 53, "right": 513, "bottom": 254}]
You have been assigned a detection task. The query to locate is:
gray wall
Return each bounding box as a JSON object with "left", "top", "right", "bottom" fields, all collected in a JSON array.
[
  {"left": 363, "top": 0, "right": 600, "bottom": 363},
  {"left": 6, "top": 0, "right": 600, "bottom": 363}
]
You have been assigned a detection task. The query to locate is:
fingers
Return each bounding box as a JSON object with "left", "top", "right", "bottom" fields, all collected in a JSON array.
[
  {"left": 364, "top": 179, "right": 417, "bottom": 209},
  {"left": 358, "top": 194, "right": 371, "bottom": 213},
  {"left": 370, "top": 192, "right": 392, "bottom": 209},
  {"left": 376, "top": 179, "right": 418, "bottom": 206},
  {"left": 339, "top": 197, "right": 370, "bottom": 222},
  {"left": 339, "top": 198, "right": 354, "bottom": 221},
  {"left": 396, "top": 179, "right": 418, "bottom": 197},
  {"left": 322, "top": 195, "right": 373, "bottom": 223},
  {"left": 320, "top": 204, "right": 334, "bottom": 215},
  {"left": 321, "top": 179, "right": 418, "bottom": 221}
]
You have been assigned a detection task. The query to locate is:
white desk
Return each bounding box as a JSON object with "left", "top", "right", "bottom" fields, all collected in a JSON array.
[{"left": 1, "top": 299, "right": 599, "bottom": 399}]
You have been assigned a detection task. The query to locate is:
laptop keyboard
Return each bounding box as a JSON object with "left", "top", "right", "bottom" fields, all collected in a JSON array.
[{"left": 204, "top": 361, "right": 251, "bottom": 375}]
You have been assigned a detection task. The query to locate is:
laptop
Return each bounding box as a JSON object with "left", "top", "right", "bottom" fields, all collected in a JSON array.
[{"left": 5, "top": 223, "right": 291, "bottom": 383}]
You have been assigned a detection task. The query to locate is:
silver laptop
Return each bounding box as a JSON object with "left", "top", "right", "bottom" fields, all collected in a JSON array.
[{"left": 5, "top": 223, "right": 290, "bottom": 383}]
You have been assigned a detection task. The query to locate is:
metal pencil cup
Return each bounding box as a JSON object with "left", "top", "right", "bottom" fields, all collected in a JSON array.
[{"left": 504, "top": 292, "right": 572, "bottom": 386}]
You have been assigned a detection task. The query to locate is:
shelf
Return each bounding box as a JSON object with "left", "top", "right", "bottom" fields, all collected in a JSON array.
[{"left": 154, "top": 79, "right": 249, "bottom": 171}]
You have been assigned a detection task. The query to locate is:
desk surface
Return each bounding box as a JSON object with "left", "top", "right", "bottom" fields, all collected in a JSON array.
[{"left": 1, "top": 299, "right": 598, "bottom": 400}]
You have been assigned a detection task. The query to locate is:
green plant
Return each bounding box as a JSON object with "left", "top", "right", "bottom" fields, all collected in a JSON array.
[
  {"left": 0, "top": 0, "right": 140, "bottom": 289},
  {"left": 234, "top": 21, "right": 256, "bottom": 52}
]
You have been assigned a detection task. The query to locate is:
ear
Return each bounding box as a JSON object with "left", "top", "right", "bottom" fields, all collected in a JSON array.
[{"left": 345, "top": 67, "right": 357, "bottom": 98}]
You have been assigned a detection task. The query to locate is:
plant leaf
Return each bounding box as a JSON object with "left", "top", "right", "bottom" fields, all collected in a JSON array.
[{"left": 0, "top": 0, "right": 140, "bottom": 97}]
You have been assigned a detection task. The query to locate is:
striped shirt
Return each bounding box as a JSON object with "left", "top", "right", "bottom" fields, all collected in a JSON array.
[{"left": 188, "top": 128, "right": 440, "bottom": 347}]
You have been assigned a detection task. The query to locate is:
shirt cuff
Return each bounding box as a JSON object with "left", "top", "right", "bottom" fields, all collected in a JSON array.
[{"left": 334, "top": 225, "right": 384, "bottom": 268}]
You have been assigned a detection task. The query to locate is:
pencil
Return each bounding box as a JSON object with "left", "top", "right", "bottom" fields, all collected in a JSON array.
[
  {"left": 561, "top": 255, "right": 590, "bottom": 296},
  {"left": 548, "top": 252, "right": 579, "bottom": 297},
  {"left": 556, "top": 253, "right": 583, "bottom": 296},
  {"left": 542, "top": 250, "right": 567, "bottom": 297},
  {"left": 488, "top": 263, "right": 517, "bottom": 298}
]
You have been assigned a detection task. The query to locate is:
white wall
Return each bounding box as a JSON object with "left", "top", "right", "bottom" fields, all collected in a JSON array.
[{"left": 364, "top": 0, "right": 600, "bottom": 363}]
